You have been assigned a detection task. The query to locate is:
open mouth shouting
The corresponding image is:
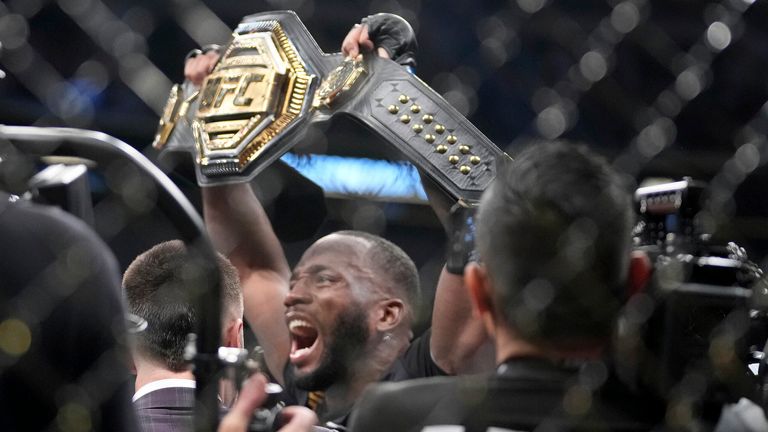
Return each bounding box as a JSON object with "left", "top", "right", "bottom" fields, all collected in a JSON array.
[{"left": 287, "top": 317, "right": 323, "bottom": 373}]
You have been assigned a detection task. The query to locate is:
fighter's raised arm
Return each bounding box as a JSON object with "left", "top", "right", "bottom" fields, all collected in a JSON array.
[
  {"left": 202, "top": 183, "right": 291, "bottom": 384},
  {"left": 180, "top": 35, "right": 294, "bottom": 381},
  {"left": 181, "top": 33, "right": 294, "bottom": 381},
  {"left": 420, "top": 176, "right": 494, "bottom": 375}
]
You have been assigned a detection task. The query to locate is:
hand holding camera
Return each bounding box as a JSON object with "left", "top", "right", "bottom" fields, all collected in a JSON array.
[{"left": 218, "top": 373, "right": 317, "bottom": 432}]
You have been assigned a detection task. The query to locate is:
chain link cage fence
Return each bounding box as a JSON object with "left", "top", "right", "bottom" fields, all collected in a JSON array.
[{"left": 1, "top": 0, "right": 768, "bottom": 430}]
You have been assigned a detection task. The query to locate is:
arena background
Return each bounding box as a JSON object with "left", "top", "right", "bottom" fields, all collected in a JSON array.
[{"left": 1, "top": 0, "right": 768, "bottom": 328}]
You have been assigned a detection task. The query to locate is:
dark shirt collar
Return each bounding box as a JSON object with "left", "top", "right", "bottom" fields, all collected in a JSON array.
[{"left": 495, "top": 356, "right": 586, "bottom": 380}]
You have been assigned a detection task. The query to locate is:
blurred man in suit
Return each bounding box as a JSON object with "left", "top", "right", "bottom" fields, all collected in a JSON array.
[{"left": 123, "top": 240, "right": 244, "bottom": 432}]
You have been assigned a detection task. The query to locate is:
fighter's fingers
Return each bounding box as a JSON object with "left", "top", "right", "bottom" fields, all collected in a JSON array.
[
  {"left": 356, "top": 24, "right": 375, "bottom": 54},
  {"left": 341, "top": 23, "right": 365, "bottom": 58},
  {"left": 184, "top": 51, "right": 220, "bottom": 87}
]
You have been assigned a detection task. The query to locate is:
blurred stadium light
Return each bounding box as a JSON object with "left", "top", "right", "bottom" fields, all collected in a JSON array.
[{"left": 281, "top": 153, "right": 428, "bottom": 202}]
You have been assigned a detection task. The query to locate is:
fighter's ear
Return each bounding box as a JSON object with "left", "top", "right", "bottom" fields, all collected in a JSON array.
[{"left": 374, "top": 298, "right": 406, "bottom": 332}]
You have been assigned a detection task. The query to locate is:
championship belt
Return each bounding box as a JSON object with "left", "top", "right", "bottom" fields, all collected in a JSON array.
[{"left": 154, "top": 10, "right": 507, "bottom": 203}]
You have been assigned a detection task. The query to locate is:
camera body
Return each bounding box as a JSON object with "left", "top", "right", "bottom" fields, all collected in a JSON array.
[
  {"left": 619, "top": 178, "right": 767, "bottom": 416},
  {"left": 189, "top": 344, "right": 286, "bottom": 431}
]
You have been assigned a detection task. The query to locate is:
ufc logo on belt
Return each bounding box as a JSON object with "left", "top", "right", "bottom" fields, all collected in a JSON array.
[{"left": 200, "top": 73, "right": 266, "bottom": 110}]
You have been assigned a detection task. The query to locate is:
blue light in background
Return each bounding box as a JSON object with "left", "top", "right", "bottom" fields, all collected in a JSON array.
[{"left": 281, "top": 153, "right": 428, "bottom": 202}]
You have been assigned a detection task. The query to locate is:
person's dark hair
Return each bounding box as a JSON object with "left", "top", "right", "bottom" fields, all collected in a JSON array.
[
  {"left": 122, "top": 240, "right": 241, "bottom": 372},
  {"left": 476, "top": 141, "right": 634, "bottom": 345},
  {"left": 336, "top": 230, "right": 421, "bottom": 319}
]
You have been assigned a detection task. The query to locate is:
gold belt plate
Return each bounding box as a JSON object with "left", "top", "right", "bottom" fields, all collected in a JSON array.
[{"left": 193, "top": 22, "right": 313, "bottom": 172}]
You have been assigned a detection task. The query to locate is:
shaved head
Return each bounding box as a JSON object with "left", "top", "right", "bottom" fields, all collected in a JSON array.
[{"left": 334, "top": 230, "right": 421, "bottom": 320}]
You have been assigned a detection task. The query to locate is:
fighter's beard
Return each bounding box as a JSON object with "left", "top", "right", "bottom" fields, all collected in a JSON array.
[{"left": 293, "top": 306, "right": 369, "bottom": 391}]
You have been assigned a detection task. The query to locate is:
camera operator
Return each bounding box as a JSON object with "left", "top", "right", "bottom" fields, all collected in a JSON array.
[{"left": 349, "top": 141, "right": 667, "bottom": 431}]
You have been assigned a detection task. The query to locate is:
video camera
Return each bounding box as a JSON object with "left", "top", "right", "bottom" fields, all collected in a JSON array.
[
  {"left": 184, "top": 341, "right": 286, "bottom": 431},
  {"left": 616, "top": 177, "right": 768, "bottom": 421}
]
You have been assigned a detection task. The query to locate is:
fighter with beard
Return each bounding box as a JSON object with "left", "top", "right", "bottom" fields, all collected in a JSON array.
[{"left": 188, "top": 14, "right": 490, "bottom": 430}]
